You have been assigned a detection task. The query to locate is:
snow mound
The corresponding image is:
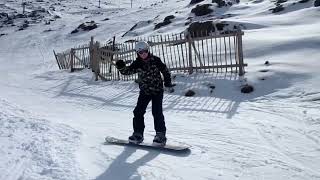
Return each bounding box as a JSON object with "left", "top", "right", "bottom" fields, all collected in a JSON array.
[{"left": 0, "top": 99, "right": 85, "bottom": 180}]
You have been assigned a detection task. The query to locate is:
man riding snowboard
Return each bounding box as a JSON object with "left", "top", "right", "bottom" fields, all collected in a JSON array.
[{"left": 115, "top": 41, "right": 174, "bottom": 146}]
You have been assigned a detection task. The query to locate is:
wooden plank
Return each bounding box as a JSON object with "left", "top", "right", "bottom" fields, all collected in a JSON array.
[
  {"left": 72, "top": 46, "right": 90, "bottom": 51},
  {"left": 53, "top": 50, "right": 61, "bottom": 70},
  {"left": 187, "top": 34, "right": 193, "bottom": 74},
  {"left": 237, "top": 30, "right": 245, "bottom": 76},
  {"left": 191, "top": 37, "right": 203, "bottom": 67},
  {"left": 70, "top": 48, "right": 74, "bottom": 72}
]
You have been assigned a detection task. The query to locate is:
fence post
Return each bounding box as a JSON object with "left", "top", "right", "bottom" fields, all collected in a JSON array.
[
  {"left": 236, "top": 29, "right": 244, "bottom": 76},
  {"left": 93, "top": 41, "right": 100, "bottom": 81},
  {"left": 70, "top": 48, "right": 75, "bottom": 72},
  {"left": 187, "top": 34, "right": 193, "bottom": 74},
  {"left": 53, "top": 50, "right": 61, "bottom": 70},
  {"left": 89, "top": 37, "right": 94, "bottom": 70},
  {"left": 110, "top": 36, "right": 117, "bottom": 80}
]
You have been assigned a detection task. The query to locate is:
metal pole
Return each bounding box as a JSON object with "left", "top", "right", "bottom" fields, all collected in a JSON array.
[{"left": 22, "top": 1, "right": 26, "bottom": 14}]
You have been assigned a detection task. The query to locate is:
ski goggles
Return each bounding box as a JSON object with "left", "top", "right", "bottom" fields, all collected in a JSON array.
[{"left": 137, "top": 50, "right": 148, "bottom": 54}]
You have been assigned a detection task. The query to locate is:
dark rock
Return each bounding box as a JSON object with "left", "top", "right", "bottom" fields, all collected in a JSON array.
[
  {"left": 43, "top": 29, "right": 53, "bottom": 32},
  {"left": 14, "top": 20, "right": 27, "bottom": 31},
  {"left": 187, "top": 21, "right": 215, "bottom": 37},
  {"left": 79, "top": 21, "right": 97, "bottom": 31},
  {"left": 102, "top": 18, "right": 110, "bottom": 21},
  {"left": 212, "top": 0, "right": 226, "bottom": 7},
  {"left": 15, "top": 14, "right": 27, "bottom": 18},
  {"left": 5, "top": 19, "right": 14, "bottom": 25},
  {"left": 164, "top": 15, "right": 175, "bottom": 21},
  {"left": 71, "top": 29, "right": 79, "bottom": 34},
  {"left": 18, "top": 21, "right": 29, "bottom": 30},
  {"left": 0, "top": 33, "right": 7, "bottom": 37},
  {"left": 259, "top": 69, "right": 269, "bottom": 72},
  {"left": 211, "top": 0, "right": 239, "bottom": 7},
  {"left": 216, "top": 23, "right": 227, "bottom": 31},
  {"left": 276, "top": 0, "right": 287, "bottom": 4},
  {"left": 270, "top": 5, "right": 285, "bottom": 13},
  {"left": 155, "top": 15, "right": 175, "bottom": 30},
  {"left": 28, "top": 11, "right": 39, "bottom": 18},
  {"left": 209, "top": 85, "right": 216, "bottom": 89},
  {"left": 241, "top": 84, "right": 254, "bottom": 93},
  {"left": 0, "top": 12, "right": 9, "bottom": 19},
  {"left": 191, "top": 4, "right": 213, "bottom": 16},
  {"left": 49, "top": 6, "right": 56, "bottom": 11},
  {"left": 298, "top": 0, "right": 309, "bottom": 3},
  {"left": 155, "top": 21, "right": 171, "bottom": 29},
  {"left": 264, "top": 61, "right": 270, "bottom": 65},
  {"left": 185, "top": 90, "right": 196, "bottom": 97},
  {"left": 315, "top": 0, "right": 320, "bottom": 6},
  {"left": 189, "top": 0, "right": 205, "bottom": 5},
  {"left": 72, "top": 21, "right": 98, "bottom": 33}
]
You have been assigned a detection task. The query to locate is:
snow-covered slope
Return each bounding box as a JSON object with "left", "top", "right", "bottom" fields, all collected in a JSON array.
[{"left": 1, "top": 0, "right": 320, "bottom": 179}]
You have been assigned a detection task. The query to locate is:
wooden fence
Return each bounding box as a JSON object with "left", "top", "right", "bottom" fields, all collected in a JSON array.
[
  {"left": 54, "top": 30, "right": 247, "bottom": 81},
  {"left": 53, "top": 44, "right": 90, "bottom": 72}
]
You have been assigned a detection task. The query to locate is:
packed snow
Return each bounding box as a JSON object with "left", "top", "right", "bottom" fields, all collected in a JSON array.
[{"left": 0, "top": 0, "right": 320, "bottom": 179}]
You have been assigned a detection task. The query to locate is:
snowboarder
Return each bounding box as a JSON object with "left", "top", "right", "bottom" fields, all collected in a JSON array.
[{"left": 115, "top": 41, "right": 174, "bottom": 146}]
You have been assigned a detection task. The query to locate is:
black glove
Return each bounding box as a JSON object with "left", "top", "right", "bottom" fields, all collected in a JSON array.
[
  {"left": 116, "top": 60, "right": 125, "bottom": 69},
  {"left": 164, "top": 83, "right": 176, "bottom": 88}
]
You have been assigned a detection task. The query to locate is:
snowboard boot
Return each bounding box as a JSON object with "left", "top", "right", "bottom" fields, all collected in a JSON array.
[
  {"left": 153, "top": 132, "right": 167, "bottom": 146},
  {"left": 128, "top": 132, "right": 144, "bottom": 144}
]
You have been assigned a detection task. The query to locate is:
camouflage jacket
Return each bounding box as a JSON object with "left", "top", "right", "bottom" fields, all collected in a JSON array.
[{"left": 119, "top": 54, "right": 171, "bottom": 95}]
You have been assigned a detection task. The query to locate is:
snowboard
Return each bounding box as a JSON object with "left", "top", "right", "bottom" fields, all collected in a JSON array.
[{"left": 105, "top": 136, "right": 190, "bottom": 153}]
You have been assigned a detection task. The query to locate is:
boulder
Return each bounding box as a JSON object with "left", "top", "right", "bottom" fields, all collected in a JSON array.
[
  {"left": 71, "top": 21, "right": 98, "bottom": 34},
  {"left": 155, "top": 15, "right": 175, "bottom": 30},
  {"left": 187, "top": 21, "right": 215, "bottom": 37},
  {"left": 191, "top": 4, "right": 213, "bottom": 16},
  {"left": 185, "top": 90, "right": 196, "bottom": 97},
  {"left": 270, "top": 5, "right": 285, "bottom": 13},
  {"left": 241, "top": 84, "right": 254, "bottom": 93},
  {"left": 189, "top": 0, "right": 205, "bottom": 5}
]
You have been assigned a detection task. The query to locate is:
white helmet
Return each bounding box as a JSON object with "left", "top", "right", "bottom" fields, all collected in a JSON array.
[{"left": 135, "top": 41, "right": 150, "bottom": 52}]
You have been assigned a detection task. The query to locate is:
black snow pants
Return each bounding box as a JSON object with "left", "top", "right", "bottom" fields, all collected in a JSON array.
[{"left": 133, "top": 91, "right": 166, "bottom": 134}]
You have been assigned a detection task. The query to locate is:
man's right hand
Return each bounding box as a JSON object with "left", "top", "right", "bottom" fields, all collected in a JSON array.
[{"left": 116, "top": 60, "right": 125, "bottom": 69}]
